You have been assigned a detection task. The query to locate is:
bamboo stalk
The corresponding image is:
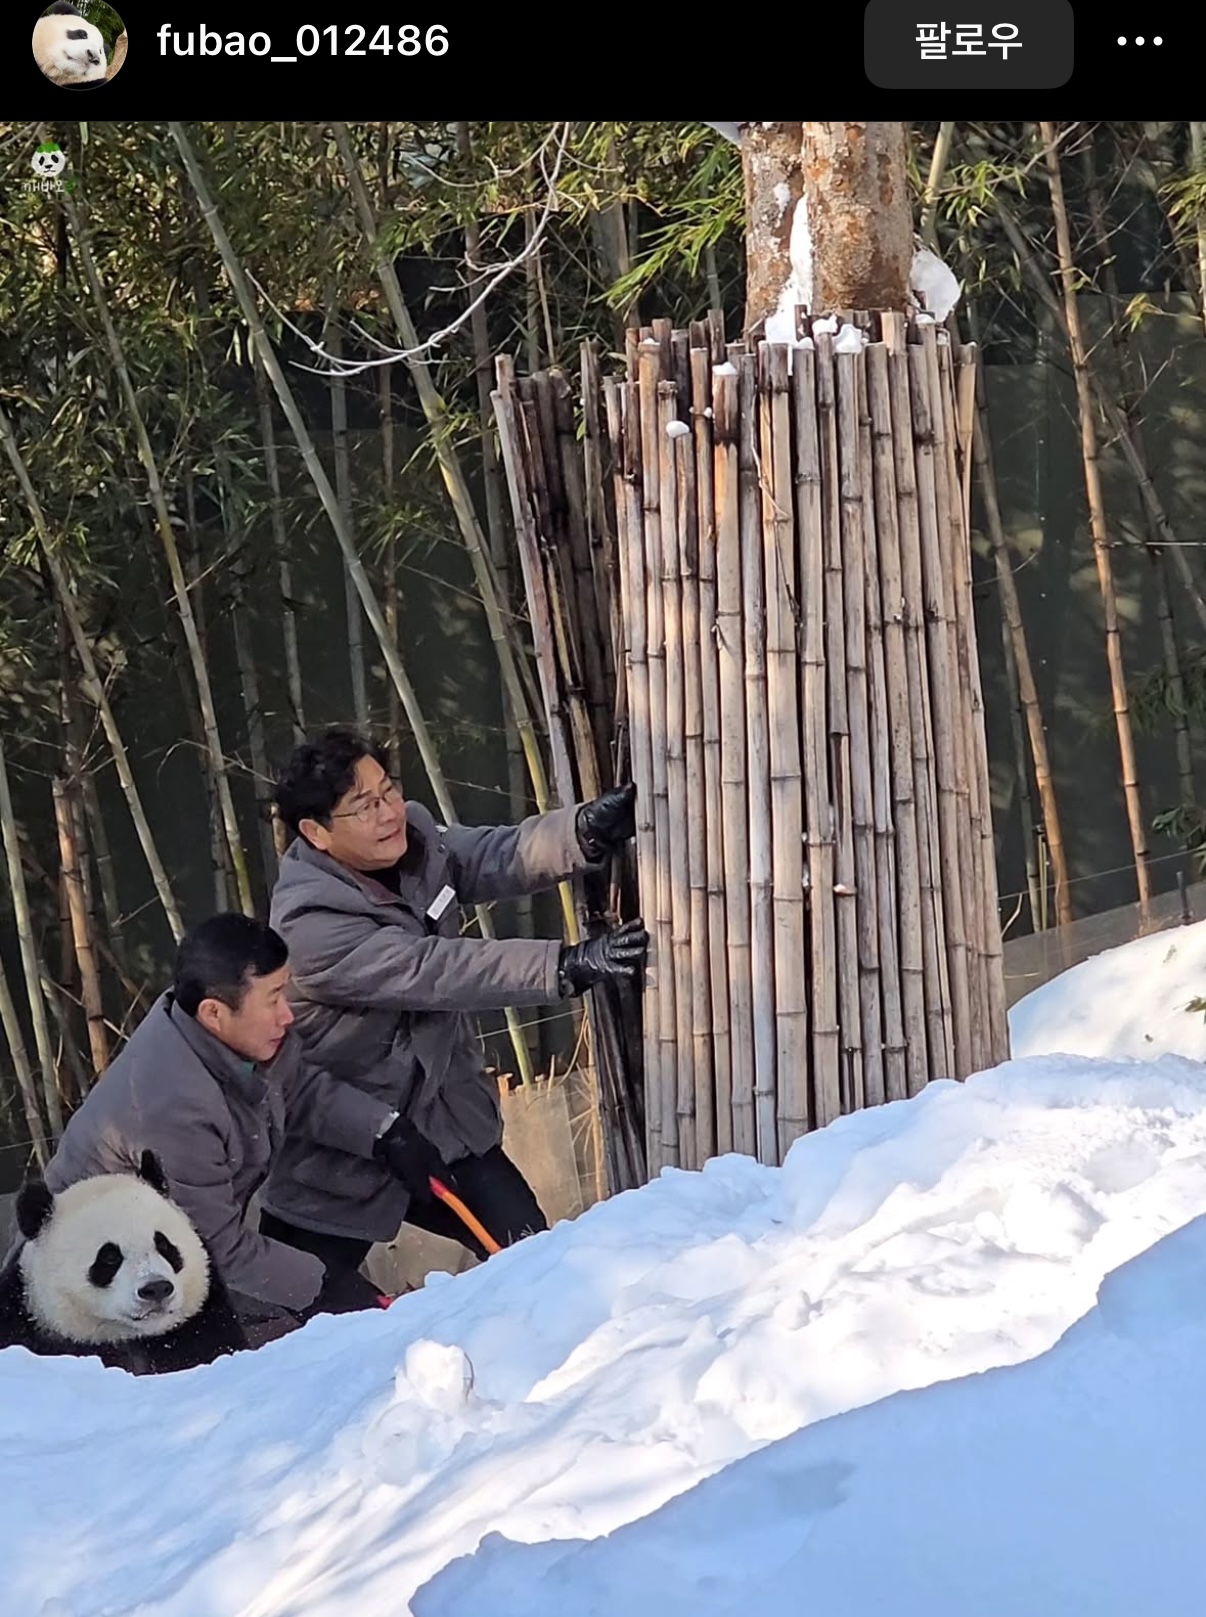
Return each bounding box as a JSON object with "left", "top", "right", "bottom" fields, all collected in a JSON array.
[
  {"left": 970, "top": 343, "right": 1072, "bottom": 931},
  {"left": 882, "top": 312, "right": 952, "bottom": 1077},
  {"left": 675, "top": 409, "right": 716, "bottom": 1166},
  {"left": 53, "top": 777, "right": 108, "bottom": 1079},
  {"left": 866, "top": 341, "right": 927, "bottom": 1095},
  {"left": 910, "top": 337, "right": 973, "bottom": 1075},
  {"left": 792, "top": 346, "right": 841, "bottom": 1125},
  {"left": 607, "top": 374, "right": 661, "bottom": 1173},
  {"left": 254, "top": 353, "right": 306, "bottom": 743},
  {"left": 758, "top": 342, "right": 809, "bottom": 1149},
  {"left": 691, "top": 344, "right": 733, "bottom": 1157},
  {"left": 856, "top": 354, "right": 906, "bottom": 1104},
  {"left": 713, "top": 361, "right": 756, "bottom": 1157},
  {"left": 325, "top": 306, "right": 370, "bottom": 730},
  {"left": 330, "top": 125, "right": 555, "bottom": 825},
  {"left": 0, "top": 402, "right": 185, "bottom": 942},
  {"left": 659, "top": 384, "right": 697, "bottom": 1168},
  {"left": 0, "top": 738, "right": 64, "bottom": 1138},
  {"left": 0, "top": 953, "right": 49, "bottom": 1167},
  {"left": 175, "top": 122, "right": 536, "bottom": 1087},
  {"left": 637, "top": 341, "right": 679, "bottom": 1166},
  {"left": 836, "top": 347, "right": 883, "bottom": 1109},
  {"left": 738, "top": 351, "right": 778, "bottom": 1165},
  {"left": 815, "top": 333, "right": 862, "bottom": 1114},
  {"left": 54, "top": 174, "right": 254, "bottom": 918},
  {"left": 554, "top": 373, "right": 611, "bottom": 776},
  {"left": 1040, "top": 121, "right": 1151, "bottom": 921}
]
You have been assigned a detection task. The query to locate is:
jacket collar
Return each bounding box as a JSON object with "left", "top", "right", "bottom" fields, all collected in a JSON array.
[
  {"left": 165, "top": 993, "right": 273, "bottom": 1107},
  {"left": 288, "top": 825, "right": 428, "bottom": 909}
]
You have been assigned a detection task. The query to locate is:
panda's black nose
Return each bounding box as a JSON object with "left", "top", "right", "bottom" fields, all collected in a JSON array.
[{"left": 138, "top": 1278, "right": 174, "bottom": 1304}]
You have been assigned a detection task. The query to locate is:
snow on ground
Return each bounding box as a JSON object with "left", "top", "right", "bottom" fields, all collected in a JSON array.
[
  {"left": 1010, "top": 914, "right": 1206, "bottom": 1061},
  {"left": 5, "top": 923, "right": 1206, "bottom": 1616}
]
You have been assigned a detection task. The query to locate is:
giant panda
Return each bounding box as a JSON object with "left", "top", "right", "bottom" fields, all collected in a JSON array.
[
  {"left": 0, "top": 1151, "right": 248, "bottom": 1375},
  {"left": 32, "top": 3, "right": 108, "bottom": 86}
]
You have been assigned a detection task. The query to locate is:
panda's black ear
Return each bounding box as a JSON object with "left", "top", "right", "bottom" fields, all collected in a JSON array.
[
  {"left": 15, "top": 1177, "right": 55, "bottom": 1241},
  {"left": 137, "top": 1150, "right": 170, "bottom": 1197}
]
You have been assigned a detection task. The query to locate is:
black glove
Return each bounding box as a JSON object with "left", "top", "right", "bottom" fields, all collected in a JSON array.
[
  {"left": 305, "top": 1265, "right": 391, "bottom": 1319},
  {"left": 373, "top": 1114, "right": 455, "bottom": 1203},
  {"left": 558, "top": 918, "right": 650, "bottom": 996},
  {"left": 576, "top": 783, "right": 637, "bottom": 863}
]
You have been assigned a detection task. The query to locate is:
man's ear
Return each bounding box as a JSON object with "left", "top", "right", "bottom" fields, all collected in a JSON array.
[
  {"left": 194, "top": 995, "right": 225, "bottom": 1038},
  {"left": 298, "top": 816, "right": 331, "bottom": 851}
]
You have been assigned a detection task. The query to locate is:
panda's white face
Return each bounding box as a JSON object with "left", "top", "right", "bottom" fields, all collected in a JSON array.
[
  {"left": 32, "top": 13, "right": 107, "bottom": 83},
  {"left": 19, "top": 1176, "right": 210, "bottom": 1345}
]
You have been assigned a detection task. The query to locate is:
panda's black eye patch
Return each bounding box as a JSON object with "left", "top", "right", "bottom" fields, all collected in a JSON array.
[
  {"left": 154, "top": 1232, "right": 183, "bottom": 1272},
  {"left": 66, "top": 27, "right": 88, "bottom": 36},
  {"left": 88, "top": 1242, "right": 123, "bottom": 1288}
]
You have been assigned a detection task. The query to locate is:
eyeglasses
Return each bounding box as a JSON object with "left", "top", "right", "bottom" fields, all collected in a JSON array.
[{"left": 330, "top": 779, "right": 404, "bottom": 825}]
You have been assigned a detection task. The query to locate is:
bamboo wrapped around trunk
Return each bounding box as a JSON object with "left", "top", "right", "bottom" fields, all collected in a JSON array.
[{"left": 505, "top": 307, "right": 1008, "bottom": 1186}]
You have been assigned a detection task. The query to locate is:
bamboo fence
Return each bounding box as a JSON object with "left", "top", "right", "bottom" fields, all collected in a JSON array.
[{"left": 495, "top": 309, "right": 1009, "bottom": 1177}]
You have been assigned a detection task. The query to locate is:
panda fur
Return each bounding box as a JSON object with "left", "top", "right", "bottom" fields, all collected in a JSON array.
[
  {"left": 32, "top": 2, "right": 107, "bottom": 86},
  {"left": 0, "top": 1150, "right": 247, "bottom": 1375}
]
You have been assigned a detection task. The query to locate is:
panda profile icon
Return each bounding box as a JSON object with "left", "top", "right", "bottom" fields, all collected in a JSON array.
[
  {"left": 32, "top": 2, "right": 108, "bottom": 86},
  {"left": 0, "top": 1150, "right": 247, "bottom": 1375}
]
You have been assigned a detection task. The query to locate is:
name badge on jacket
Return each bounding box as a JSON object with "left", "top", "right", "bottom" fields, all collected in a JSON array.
[{"left": 425, "top": 885, "right": 456, "bottom": 924}]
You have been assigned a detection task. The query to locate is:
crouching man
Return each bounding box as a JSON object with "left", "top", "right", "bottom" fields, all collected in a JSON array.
[
  {"left": 25, "top": 913, "right": 403, "bottom": 1335},
  {"left": 258, "top": 726, "right": 648, "bottom": 1287}
]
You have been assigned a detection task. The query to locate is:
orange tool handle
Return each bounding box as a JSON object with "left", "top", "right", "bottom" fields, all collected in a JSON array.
[{"left": 429, "top": 1176, "right": 503, "bottom": 1256}]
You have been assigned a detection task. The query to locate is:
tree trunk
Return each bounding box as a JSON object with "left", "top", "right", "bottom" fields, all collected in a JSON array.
[
  {"left": 379, "top": 364, "right": 401, "bottom": 774},
  {"left": 325, "top": 301, "right": 370, "bottom": 730},
  {"left": 802, "top": 123, "right": 913, "bottom": 314},
  {"left": 740, "top": 122, "right": 805, "bottom": 331},
  {"left": 1041, "top": 122, "right": 1152, "bottom": 919},
  {"left": 52, "top": 776, "right": 108, "bottom": 1079},
  {"left": 0, "top": 951, "right": 49, "bottom": 1167}
]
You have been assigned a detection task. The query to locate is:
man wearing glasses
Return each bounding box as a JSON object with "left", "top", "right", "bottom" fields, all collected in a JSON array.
[{"left": 258, "top": 725, "right": 648, "bottom": 1286}]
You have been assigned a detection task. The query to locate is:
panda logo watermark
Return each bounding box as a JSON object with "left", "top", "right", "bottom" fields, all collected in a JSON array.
[
  {"left": 32, "top": 0, "right": 127, "bottom": 88},
  {"left": 26, "top": 140, "right": 76, "bottom": 194}
]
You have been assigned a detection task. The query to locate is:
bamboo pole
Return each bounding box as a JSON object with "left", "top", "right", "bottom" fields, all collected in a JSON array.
[
  {"left": 882, "top": 312, "right": 952, "bottom": 1077},
  {"left": 910, "top": 337, "right": 973, "bottom": 1075},
  {"left": 836, "top": 346, "right": 883, "bottom": 1109},
  {"left": 857, "top": 354, "right": 906, "bottom": 1103},
  {"left": 659, "top": 384, "right": 697, "bottom": 1167},
  {"left": 0, "top": 402, "right": 185, "bottom": 942},
  {"left": 793, "top": 346, "right": 841, "bottom": 1125},
  {"left": 0, "top": 739, "right": 64, "bottom": 1138},
  {"left": 637, "top": 341, "right": 679, "bottom": 1166},
  {"left": 866, "top": 341, "right": 927, "bottom": 1095},
  {"left": 53, "top": 175, "right": 254, "bottom": 918},
  {"left": 675, "top": 410, "right": 716, "bottom": 1166},
  {"left": 52, "top": 777, "right": 108, "bottom": 1078},
  {"left": 815, "top": 333, "right": 862, "bottom": 1114},
  {"left": 758, "top": 342, "right": 809, "bottom": 1149},
  {"left": 691, "top": 343, "right": 734, "bottom": 1157},
  {"left": 738, "top": 351, "right": 778, "bottom": 1165},
  {"left": 608, "top": 374, "right": 661, "bottom": 1173},
  {"left": 713, "top": 361, "right": 756, "bottom": 1157},
  {"left": 1040, "top": 122, "right": 1151, "bottom": 921}
]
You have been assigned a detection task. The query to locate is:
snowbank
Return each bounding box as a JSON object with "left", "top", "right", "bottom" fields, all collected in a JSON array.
[{"left": 7, "top": 1050, "right": 1206, "bottom": 1616}]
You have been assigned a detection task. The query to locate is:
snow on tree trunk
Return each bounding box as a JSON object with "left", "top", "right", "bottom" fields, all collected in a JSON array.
[
  {"left": 801, "top": 123, "right": 913, "bottom": 314},
  {"left": 740, "top": 123, "right": 805, "bottom": 333}
]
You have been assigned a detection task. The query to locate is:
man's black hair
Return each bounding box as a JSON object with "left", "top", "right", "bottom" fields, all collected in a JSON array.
[
  {"left": 173, "top": 913, "right": 289, "bottom": 1017},
  {"left": 273, "top": 725, "right": 390, "bottom": 837}
]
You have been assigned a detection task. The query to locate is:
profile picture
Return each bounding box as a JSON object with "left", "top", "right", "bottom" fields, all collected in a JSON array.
[{"left": 32, "top": 0, "right": 127, "bottom": 87}]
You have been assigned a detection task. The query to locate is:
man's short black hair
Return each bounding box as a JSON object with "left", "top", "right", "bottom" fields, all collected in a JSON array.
[
  {"left": 273, "top": 725, "right": 390, "bottom": 837},
  {"left": 173, "top": 913, "right": 289, "bottom": 1017}
]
